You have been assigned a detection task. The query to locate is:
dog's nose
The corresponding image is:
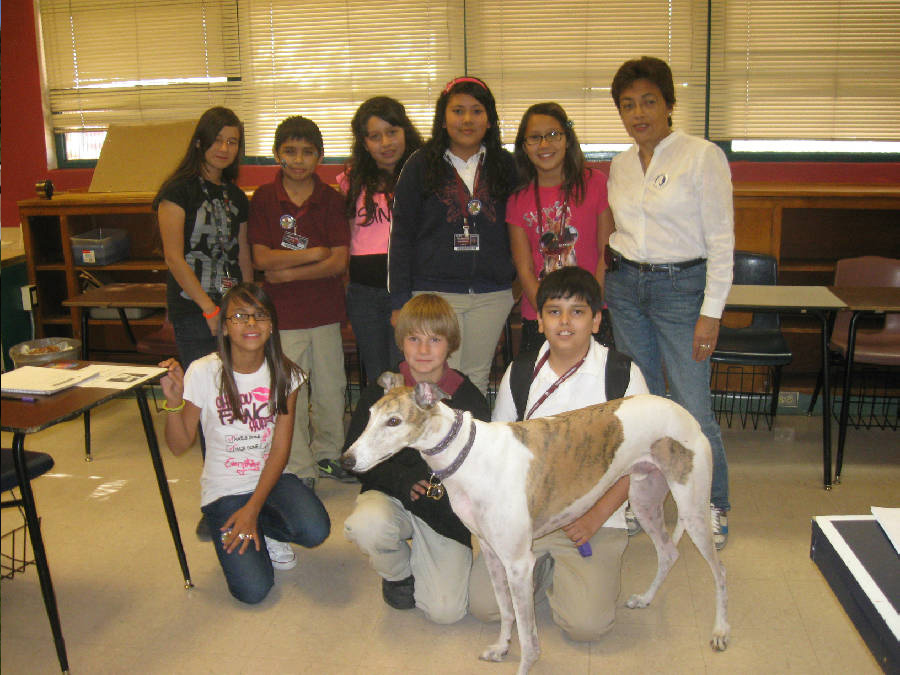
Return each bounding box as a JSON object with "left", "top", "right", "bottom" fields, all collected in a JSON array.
[{"left": 340, "top": 454, "right": 355, "bottom": 471}]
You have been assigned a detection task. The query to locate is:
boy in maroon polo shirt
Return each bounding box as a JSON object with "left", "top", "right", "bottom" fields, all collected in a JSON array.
[{"left": 248, "top": 116, "right": 354, "bottom": 486}]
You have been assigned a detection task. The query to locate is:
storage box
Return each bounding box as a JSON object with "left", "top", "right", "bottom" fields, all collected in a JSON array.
[{"left": 70, "top": 228, "right": 130, "bottom": 265}]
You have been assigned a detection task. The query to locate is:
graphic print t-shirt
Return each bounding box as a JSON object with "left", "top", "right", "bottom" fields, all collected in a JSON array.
[
  {"left": 157, "top": 176, "right": 250, "bottom": 319},
  {"left": 183, "top": 353, "right": 303, "bottom": 506},
  {"left": 506, "top": 169, "right": 608, "bottom": 320}
]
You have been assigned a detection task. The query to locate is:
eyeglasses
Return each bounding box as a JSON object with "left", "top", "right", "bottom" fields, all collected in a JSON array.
[
  {"left": 226, "top": 311, "right": 272, "bottom": 324},
  {"left": 214, "top": 136, "right": 240, "bottom": 148},
  {"left": 523, "top": 130, "right": 565, "bottom": 147}
]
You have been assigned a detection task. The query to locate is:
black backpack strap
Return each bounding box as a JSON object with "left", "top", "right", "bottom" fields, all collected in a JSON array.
[
  {"left": 604, "top": 348, "right": 632, "bottom": 401},
  {"left": 510, "top": 350, "right": 539, "bottom": 422}
]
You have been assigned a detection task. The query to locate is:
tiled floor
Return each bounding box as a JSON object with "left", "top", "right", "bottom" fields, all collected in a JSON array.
[{"left": 2, "top": 399, "right": 895, "bottom": 674}]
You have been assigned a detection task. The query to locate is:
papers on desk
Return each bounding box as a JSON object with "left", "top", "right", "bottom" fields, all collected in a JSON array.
[
  {"left": 73, "top": 364, "right": 166, "bottom": 390},
  {"left": 871, "top": 506, "right": 900, "bottom": 555},
  {"left": 1, "top": 365, "right": 99, "bottom": 395}
]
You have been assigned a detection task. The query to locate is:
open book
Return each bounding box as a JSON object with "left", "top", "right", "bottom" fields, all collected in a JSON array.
[{"left": 1, "top": 365, "right": 99, "bottom": 396}]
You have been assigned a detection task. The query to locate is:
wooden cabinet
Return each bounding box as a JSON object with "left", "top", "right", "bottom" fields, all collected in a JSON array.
[
  {"left": 18, "top": 192, "right": 166, "bottom": 357},
  {"left": 732, "top": 183, "right": 900, "bottom": 384}
]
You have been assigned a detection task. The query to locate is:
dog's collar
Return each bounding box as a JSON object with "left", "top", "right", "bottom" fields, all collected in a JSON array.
[
  {"left": 420, "top": 409, "right": 465, "bottom": 456},
  {"left": 432, "top": 420, "right": 476, "bottom": 481}
]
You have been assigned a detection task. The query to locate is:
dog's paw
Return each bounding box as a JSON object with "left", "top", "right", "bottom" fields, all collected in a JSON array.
[
  {"left": 626, "top": 593, "right": 650, "bottom": 609},
  {"left": 479, "top": 644, "right": 509, "bottom": 662},
  {"left": 710, "top": 630, "right": 729, "bottom": 651}
]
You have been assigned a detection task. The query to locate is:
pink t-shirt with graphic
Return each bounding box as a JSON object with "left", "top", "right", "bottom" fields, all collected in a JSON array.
[
  {"left": 184, "top": 353, "right": 304, "bottom": 506},
  {"left": 336, "top": 171, "right": 392, "bottom": 256},
  {"left": 506, "top": 169, "right": 609, "bottom": 320}
]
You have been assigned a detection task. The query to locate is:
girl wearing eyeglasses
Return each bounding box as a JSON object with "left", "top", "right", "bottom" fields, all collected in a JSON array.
[
  {"left": 389, "top": 76, "right": 517, "bottom": 395},
  {"left": 159, "top": 282, "right": 330, "bottom": 604},
  {"left": 507, "top": 102, "right": 612, "bottom": 354}
]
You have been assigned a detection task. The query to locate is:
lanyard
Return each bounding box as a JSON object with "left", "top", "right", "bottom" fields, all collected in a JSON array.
[
  {"left": 525, "top": 349, "right": 587, "bottom": 420},
  {"left": 453, "top": 156, "right": 483, "bottom": 227},
  {"left": 533, "top": 180, "right": 569, "bottom": 234}
]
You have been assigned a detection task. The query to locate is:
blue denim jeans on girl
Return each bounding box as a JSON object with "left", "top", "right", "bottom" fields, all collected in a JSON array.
[
  {"left": 201, "top": 473, "right": 330, "bottom": 603},
  {"left": 605, "top": 262, "right": 729, "bottom": 511}
]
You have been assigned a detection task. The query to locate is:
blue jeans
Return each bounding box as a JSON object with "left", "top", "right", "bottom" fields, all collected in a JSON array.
[
  {"left": 170, "top": 311, "right": 217, "bottom": 371},
  {"left": 605, "top": 262, "right": 730, "bottom": 511},
  {"left": 346, "top": 282, "right": 401, "bottom": 384},
  {"left": 201, "top": 473, "right": 331, "bottom": 603}
]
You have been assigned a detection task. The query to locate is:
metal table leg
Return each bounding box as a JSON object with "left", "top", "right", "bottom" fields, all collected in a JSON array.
[
  {"left": 835, "top": 311, "right": 862, "bottom": 484},
  {"left": 12, "top": 433, "right": 70, "bottom": 673},
  {"left": 134, "top": 386, "right": 193, "bottom": 588}
]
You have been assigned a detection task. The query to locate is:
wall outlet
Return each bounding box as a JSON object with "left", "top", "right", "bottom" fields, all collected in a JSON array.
[
  {"left": 778, "top": 391, "right": 799, "bottom": 408},
  {"left": 20, "top": 285, "right": 37, "bottom": 311}
]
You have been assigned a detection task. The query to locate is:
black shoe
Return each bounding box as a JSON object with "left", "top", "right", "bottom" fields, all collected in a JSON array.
[
  {"left": 382, "top": 575, "right": 415, "bottom": 610},
  {"left": 317, "top": 458, "right": 358, "bottom": 483},
  {"left": 195, "top": 515, "right": 213, "bottom": 542}
]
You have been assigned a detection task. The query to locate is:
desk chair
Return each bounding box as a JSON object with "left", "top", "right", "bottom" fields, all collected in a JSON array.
[
  {"left": 809, "top": 256, "right": 900, "bottom": 430},
  {"left": 711, "top": 251, "right": 792, "bottom": 429},
  {"left": 2, "top": 446, "right": 69, "bottom": 673}
]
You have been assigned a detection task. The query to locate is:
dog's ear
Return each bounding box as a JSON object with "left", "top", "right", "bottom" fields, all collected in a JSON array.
[
  {"left": 413, "top": 382, "right": 449, "bottom": 409},
  {"left": 377, "top": 371, "right": 405, "bottom": 393}
]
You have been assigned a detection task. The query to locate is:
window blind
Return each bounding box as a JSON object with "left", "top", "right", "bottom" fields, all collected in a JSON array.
[
  {"left": 708, "top": 1, "right": 900, "bottom": 141},
  {"left": 465, "top": 0, "right": 709, "bottom": 147},
  {"left": 239, "top": 0, "right": 464, "bottom": 156},
  {"left": 39, "top": 0, "right": 241, "bottom": 131}
]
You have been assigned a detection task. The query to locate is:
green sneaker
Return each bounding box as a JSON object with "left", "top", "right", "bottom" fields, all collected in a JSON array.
[{"left": 317, "top": 458, "right": 357, "bottom": 483}]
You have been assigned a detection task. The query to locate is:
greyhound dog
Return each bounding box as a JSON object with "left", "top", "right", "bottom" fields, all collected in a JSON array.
[{"left": 341, "top": 374, "right": 729, "bottom": 674}]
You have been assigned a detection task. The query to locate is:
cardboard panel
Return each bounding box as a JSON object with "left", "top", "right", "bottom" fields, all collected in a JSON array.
[{"left": 89, "top": 120, "right": 196, "bottom": 193}]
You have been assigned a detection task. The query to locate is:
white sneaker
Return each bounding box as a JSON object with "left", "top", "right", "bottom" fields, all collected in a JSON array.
[
  {"left": 265, "top": 536, "right": 297, "bottom": 570},
  {"left": 624, "top": 503, "right": 642, "bottom": 537},
  {"left": 709, "top": 504, "right": 728, "bottom": 551}
]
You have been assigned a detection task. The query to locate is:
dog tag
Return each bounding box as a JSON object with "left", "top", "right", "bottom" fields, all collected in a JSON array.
[{"left": 426, "top": 475, "right": 445, "bottom": 500}]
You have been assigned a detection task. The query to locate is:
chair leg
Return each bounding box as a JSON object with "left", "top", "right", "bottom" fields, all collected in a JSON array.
[
  {"left": 11, "top": 433, "right": 69, "bottom": 673},
  {"left": 83, "top": 411, "right": 92, "bottom": 462}
]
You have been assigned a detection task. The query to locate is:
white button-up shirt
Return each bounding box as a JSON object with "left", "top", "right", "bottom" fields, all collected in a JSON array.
[
  {"left": 445, "top": 146, "right": 486, "bottom": 194},
  {"left": 607, "top": 130, "right": 735, "bottom": 318}
]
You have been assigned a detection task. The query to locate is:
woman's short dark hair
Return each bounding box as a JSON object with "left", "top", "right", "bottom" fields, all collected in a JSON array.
[{"left": 610, "top": 56, "right": 676, "bottom": 127}]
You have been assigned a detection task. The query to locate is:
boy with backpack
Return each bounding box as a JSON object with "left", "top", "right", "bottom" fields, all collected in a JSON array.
[{"left": 469, "top": 266, "right": 649, "bottom": 641}]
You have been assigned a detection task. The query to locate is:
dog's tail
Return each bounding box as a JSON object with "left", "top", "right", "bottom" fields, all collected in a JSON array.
[{"left": 672, "top": 521, "right": 685, "bottom": 545}]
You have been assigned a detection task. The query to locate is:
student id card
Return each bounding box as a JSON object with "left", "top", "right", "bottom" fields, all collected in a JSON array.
[{"left": 281, "top": 231, "right": 309, "bottom": 250}]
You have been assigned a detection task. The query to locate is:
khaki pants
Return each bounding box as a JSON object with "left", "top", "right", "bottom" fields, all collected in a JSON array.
[
  {"left": 469, "top": 526, "right": 627, "bottom": 642},
  {"left": 417, "top": 289, "right": 514, "bottom": 396},
  {"left": 344, "top": 491, "right": 472, "bottom": 624},
  {"left": 280, "top": 323, "right": 346, "bottom": 479}
]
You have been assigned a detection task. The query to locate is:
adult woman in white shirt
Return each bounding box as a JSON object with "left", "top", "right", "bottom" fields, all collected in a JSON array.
[{"left": 603, "top": 56, "right": 734, "bottom": 550}]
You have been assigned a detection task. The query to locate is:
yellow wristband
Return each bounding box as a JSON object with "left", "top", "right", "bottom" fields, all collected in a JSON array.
[{"left": 162, "top": 400, "right": 186, "bottom": 413}]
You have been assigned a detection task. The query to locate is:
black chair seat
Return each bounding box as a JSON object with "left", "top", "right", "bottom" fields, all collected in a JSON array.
[
  {"left": 1, "top": 448, "right": 55, "bottom": 492},
  {"left": 713, "top": 328, "right": 793, "bottom": 366}
]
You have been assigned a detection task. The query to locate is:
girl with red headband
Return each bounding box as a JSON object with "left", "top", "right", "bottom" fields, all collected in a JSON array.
[{"left": 388, "top": 76, "right": 517, "bottom": 395}]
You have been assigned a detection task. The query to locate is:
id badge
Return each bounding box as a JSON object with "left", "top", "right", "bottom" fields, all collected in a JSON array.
[
  {"left": 219, "top": 276, "right": 237, "bottom": 292},
  {"left": 453, "top": 225, "right": 480, "bottom": 252},
  {"left": 281, "top": 231, "right": 309, "bottom": 250}
]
